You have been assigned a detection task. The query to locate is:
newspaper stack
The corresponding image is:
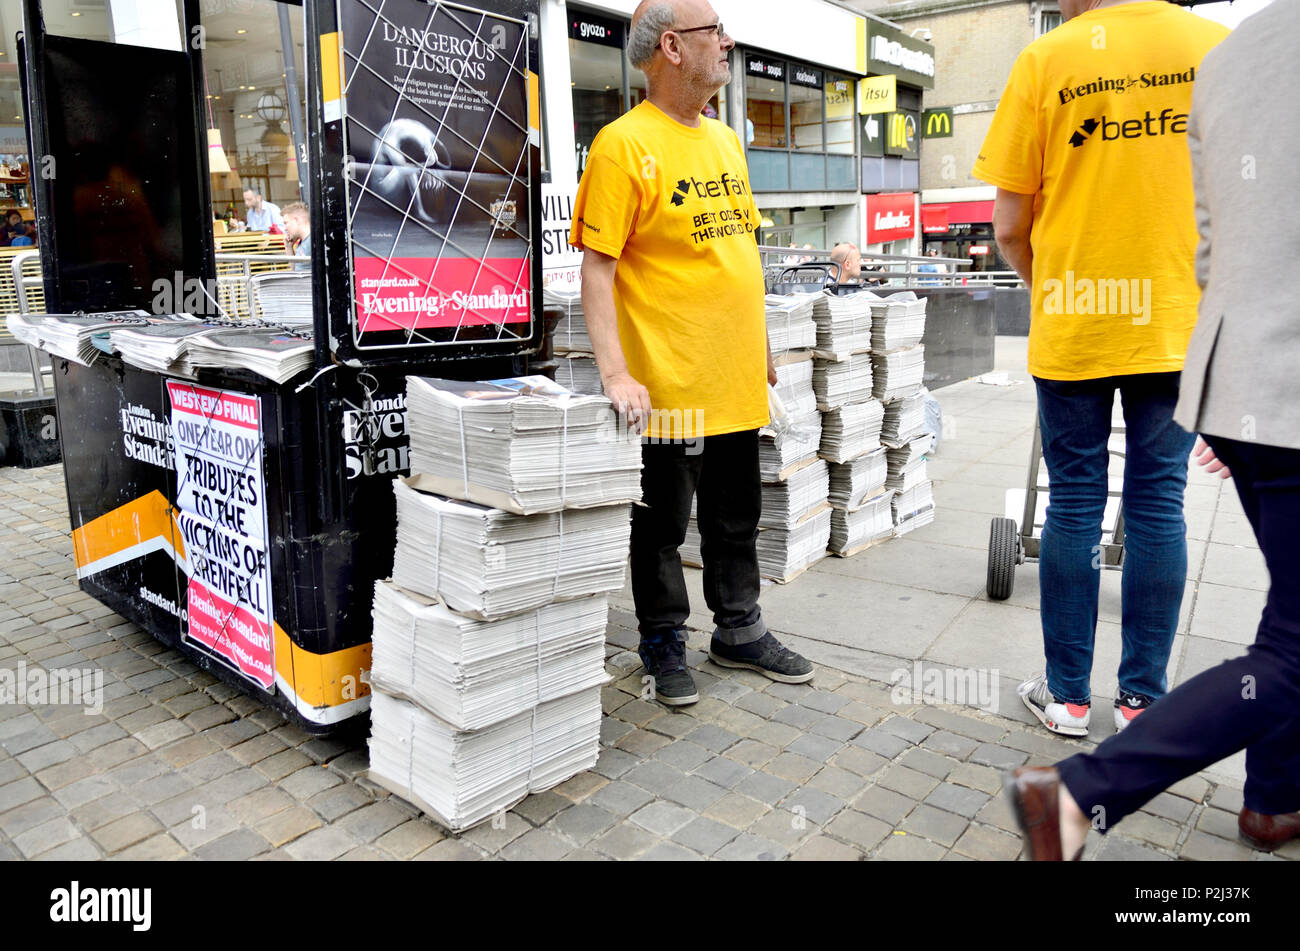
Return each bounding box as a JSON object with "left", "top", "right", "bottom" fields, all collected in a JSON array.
[
  {"left": 760, "top": 459, "right": 829, "bottom": 529},
  {"left": 827, "top": 447, "right": 888, "bottom": 510},
  {"left": 765, "top": 293, "right": 817, "bottom": 353},
  {"left": 886, "top": 433, "right": 933, "bottom": 492},
  {"left": 6, "top": 310, "right": 152, "bottom": 365},
  {"left": 108, "top": 319, "right": 228, "bottom": 376},
  {"left": 554, "top": 355, "right": 603, "bottom": 395},
  {"left": 369, "top": 582, "right": 609, "bottom": 731},
  {"left": 185, "top": 327, "right": 315, "bottom": 384},
  {"left": 880, "top": 393, "right": 928, "bottom": 447},
  {"left": 760, "top": 356, "right": 821, "bottom": 480},
  {"left": 405, "top": 375, "right": 641, "bottom": 514},
  {"left": 829, "top": 490, "right": 895, "bottom": 556},
  {"left": 871, "top": 345, "right": 926, "bottom": 402},
  {"left": 813, "top": 352, "right": 874, "bottom": 409},
  {"left": 812, "top": 290, "right": 874, "bottom": 357},
  {"left": 368, "top": 688, "right": 602, "bottom": 832},
  {"left": 545, "top": 287, "right": 591, "bottom": 354},
  {"left": 868, "top": 291, "right": 927, "bottom": 351},
  {"left": 390, "top": 479, "right": 631, "bottom": 619},
  {"left": 757, "top": 508, "right": 832, "bottom": 582},
  {"left": 819, "top": 399, "right": 884, "bottom": 464},
  {"left": 251, "top": 272, "right": 313, "bottom": 326},
  {"left": 893, "top": 480, "right": 936, "bottom": 535}
]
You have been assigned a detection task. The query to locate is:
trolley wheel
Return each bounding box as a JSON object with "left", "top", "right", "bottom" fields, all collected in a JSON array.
[{"left": 987, "top": 517, "right": 1019, "bottom": 601}]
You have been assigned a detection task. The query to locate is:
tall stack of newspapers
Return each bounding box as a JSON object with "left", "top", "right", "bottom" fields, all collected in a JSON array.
[
  {"left": 367, "top": 375, "right": 640, "bottom": 831},
  {"left": 544, "top": 286, "right": 602, "bottom": 395},
  {"left": 866, "top": 292, "right": 935, "bottom": 535}
]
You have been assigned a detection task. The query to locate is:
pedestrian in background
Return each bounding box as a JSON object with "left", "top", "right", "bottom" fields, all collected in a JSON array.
[
  {"left": 1007, "top": 0, "right": 1300, "bottom": 858},
  {"left": 975, "top": 0, "right": 1228, "bottom": 739}
]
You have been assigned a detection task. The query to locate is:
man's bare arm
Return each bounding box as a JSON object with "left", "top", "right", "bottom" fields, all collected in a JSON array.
[
  {"left": 580, "top": 246, "right": 651, "bottom": 427},
  {"left": 992, "top": 188, "right": 1035, "bottom": 284}
]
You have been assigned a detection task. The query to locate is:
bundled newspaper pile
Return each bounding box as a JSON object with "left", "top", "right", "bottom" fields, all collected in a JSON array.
[
  {"left": 544, "top": 287, "right": 591, "bottom": 354},
  {"left": 405, "top": 375, "right": 641, "bottom": 514},
  {"left": 872, "top": 345, "right": 926, "bottom": 402},
  {"left": 813, "top": 352, "right": 874, "bottom": 409},
  {"left": 390, "top": 479, "right": 631, "bottom": 619},
  {"left": 892, "top": 480, "right": 936, "bottom": 535},
  {"left": 819, "top": 399, "right": 884, "bottom": 464},
  {"left": 829, "top": 490, "right": 895, "bottom": 556},
  {"left": 880, "top": 393, "right": 928, "bottom": 447},
  {"left": 765, "top": 294, "right": 817, "bottom": 353},
  {"left": 370, "top": 375, "right": 638, "bottom": 831},
  {"left": 886, "top": 432, "right": 932, "bottom": 493},
  {"left": 554, "top": 355, "right": 602, "bottom": 395},
  {"left": 5, "top": 310, "right": 150, "bottom": 365},
  {"left": 760, "top": 355, "right": 821, "bottom": 481},
  {"left": 867, "top": 291, "right": 927, "bottom": 351},
  {"left": 185, "top": 327, "right": 314, "bottom": 384},
  {"left": 760, "top": 458, "right": 829, "bottom": 529},
  {"left": 251, "top": 272, "right": 313, "bottom": 326},
  {"left": 369, "top": 688, "right": 602, "bottom": 831},
  {"left": 812, "top": 291, "right": 874, "bottom": 358},
  {"left": 757, "top": 508, "right": 832, "bottom": 582},
  {"left": 827, "top": 447, "right": 888, "bottom": 510},
  {"left": 108, "top": 319, "right": 224, "bottom": 376}
]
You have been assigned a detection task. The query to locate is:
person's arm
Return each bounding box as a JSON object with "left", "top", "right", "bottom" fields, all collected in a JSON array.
[
  {"left": 992, "top": 188, "right": 1035, "bottom": 284},
  {"left": 580, "top": 247, "right": 651, "bottom": 430},
  {"left": 766, "top": 331, "right": 777, "bottom": 385}
]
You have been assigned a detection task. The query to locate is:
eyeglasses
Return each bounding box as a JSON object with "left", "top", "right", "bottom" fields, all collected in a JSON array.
[{"left": 671, "top": 22, "right": 726, "bottom": 39}]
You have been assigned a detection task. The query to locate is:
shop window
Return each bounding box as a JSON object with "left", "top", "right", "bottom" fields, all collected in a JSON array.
[
  {"left": 571, "top": 14, "right": 626, "bottom": 176},
  {"left": 824, "top": 76, "right": 854, "bottom": 155},
  {"left": 745, "top": 56, "right": 787, "bottom": 148},
  {"left": 1037, "top": 5, "right": 1062, "bottom": 35},
  {"left": 790, "top": 82, "right": 822, "bottom": 152}
]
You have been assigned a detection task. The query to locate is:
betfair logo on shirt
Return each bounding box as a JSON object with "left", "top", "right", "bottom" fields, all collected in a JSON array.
[
  {"left": 670, "top": 173, "right": 750, "bottom": 207},
  {"left": 1068, "top": 109, "right": 1187, "bottom": 148}
]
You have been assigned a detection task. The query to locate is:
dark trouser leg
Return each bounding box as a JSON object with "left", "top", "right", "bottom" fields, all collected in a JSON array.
[
  {"left": 1058, "top": 435, "right": 1300, "bottom": 828},
  {"left": 696, "top": 429, "right": 766, "bottom": 646},
  {"left": 630, "top": 440, "right": 703, "bottom": 643}
]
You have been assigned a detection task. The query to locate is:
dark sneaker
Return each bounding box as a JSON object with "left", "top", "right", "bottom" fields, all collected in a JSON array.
[
  {"left": 638, "top": 635, "right": 699, "bottom": 706},
  {"left": 708, "top": 633, "right": 814, "bottom": 684},
  {"left": 1113, "top": 691, "right": 1152, "bottom": 733}
]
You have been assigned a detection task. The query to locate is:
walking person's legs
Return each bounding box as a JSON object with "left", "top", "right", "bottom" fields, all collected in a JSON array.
[
  {"left": 1112, "top": 373, "right": 1197, "bottom": 726},
  {"left": 1020, "top": 377, "right": 1116, "bottom": 735},
  {"left": 1007, "top": 434, "right": 1300, "bottom": 858}
]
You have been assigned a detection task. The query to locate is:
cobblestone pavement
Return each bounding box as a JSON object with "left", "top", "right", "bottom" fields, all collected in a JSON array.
[{"left": 1, "top": 343, "right": 1292, "bottom": 861}]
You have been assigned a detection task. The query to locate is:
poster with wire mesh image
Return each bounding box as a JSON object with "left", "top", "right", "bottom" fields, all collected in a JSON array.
[{"left": 341, "top": 0, "right": 533, "bottom": 350}]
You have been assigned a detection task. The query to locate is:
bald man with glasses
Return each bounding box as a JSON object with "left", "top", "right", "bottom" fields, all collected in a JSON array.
[{"left": 570, "top": 0, "right": 814, "bottom": 707}]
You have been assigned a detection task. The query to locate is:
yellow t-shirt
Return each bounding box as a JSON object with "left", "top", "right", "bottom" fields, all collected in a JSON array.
[
  {"left": 569, "top": 101, "right": 768, "bottom": 439},
  {"left": 973, "top": 1, "right": 1228, "bottom": 381}
]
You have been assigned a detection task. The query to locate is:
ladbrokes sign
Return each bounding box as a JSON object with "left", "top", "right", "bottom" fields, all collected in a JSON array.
[{"left": 866, "top": 192, "right": 916, "bottom": 244}]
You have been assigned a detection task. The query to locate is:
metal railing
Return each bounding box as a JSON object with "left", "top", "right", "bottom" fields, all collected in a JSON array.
[{"left": 758, "top": 244, "right": 1025, "bottom": 290}]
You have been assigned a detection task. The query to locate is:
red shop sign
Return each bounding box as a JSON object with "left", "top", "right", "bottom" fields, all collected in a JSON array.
[{"left": 866, "top": 192, "right": 916, "bottom": 243}]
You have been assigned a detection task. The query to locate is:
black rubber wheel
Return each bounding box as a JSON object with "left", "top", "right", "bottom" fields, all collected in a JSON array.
[{"left": 987, "top": 516, "right": 1018, "bottom": 600}]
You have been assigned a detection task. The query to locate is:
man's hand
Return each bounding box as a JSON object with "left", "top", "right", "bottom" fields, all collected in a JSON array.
[
  {"left": 767, "top": 352, "right": 778, "bottom": 386},
  {"left": 1192, "top": 436, "right": 1231, "bottom": 480},
  {"left": 603, "top": 369, "right": 652, "bottom": 435}
]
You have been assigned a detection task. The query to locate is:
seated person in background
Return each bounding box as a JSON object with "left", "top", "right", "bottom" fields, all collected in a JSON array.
[
  {"left": 830, "top": 242, "right": 862, "bottom": 283},
  {"left": 8, "top": 223, "right": 34, "bottom": 247},
  {"left": 243, "top": 187, "right": 284, "bottom": 232},
  {"left": 917, "top": 248, "right": 947, "bottom": 286},
  {"left": 282, "top": 201, "right": 311, "bottom": 272},
  {"left": 2, "top": 209, "right": 24, "bottom": 243}
]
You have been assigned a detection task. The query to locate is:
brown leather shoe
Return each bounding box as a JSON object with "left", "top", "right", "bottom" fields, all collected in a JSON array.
[
  {"left": 1239, "top": 808, "right": 1300, "bottom": 852},
  {"left": 1004, "top": 766, "right": 1083, "bottom": 861}
]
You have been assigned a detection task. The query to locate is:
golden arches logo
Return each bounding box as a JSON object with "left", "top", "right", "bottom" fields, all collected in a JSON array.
[
  {"left": 926, "top": 111, "right": 950, "bottom": 135},
  {"left": 888, "top": 113, "right": 915, "bottom": 149}
]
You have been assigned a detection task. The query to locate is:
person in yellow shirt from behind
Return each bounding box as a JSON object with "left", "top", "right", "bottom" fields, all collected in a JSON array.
[
  {"left": 973, "top": 0, "right": 1228, "bottom": 740},
  {"left": 570, "top": 0, "right": 814, "bottom": 707}
]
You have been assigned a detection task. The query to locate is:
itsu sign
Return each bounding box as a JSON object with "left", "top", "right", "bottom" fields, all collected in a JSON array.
[{"left": 866, "top": 192, "right": 916, "bottom": 244}]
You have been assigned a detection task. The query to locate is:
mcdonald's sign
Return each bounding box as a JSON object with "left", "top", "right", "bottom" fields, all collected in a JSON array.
[
  {"left": 883, "top": 111, "right": 917, "bottom": 157},
  {"left": 922, "top": 107, "right": 953, "bottom": 138}
]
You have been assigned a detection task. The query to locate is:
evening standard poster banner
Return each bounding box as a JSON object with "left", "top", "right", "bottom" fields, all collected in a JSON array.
[
  {"left": 342, "top": 0, "right": 533, "bottom": 349},
  {"left": 166, "top": 382, "right": 275, "bottom": 690}
]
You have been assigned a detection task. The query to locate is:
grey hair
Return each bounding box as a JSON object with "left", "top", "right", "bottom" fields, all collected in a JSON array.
[{"left": 627, "top": 3, "right": 676, "bottom": 70}]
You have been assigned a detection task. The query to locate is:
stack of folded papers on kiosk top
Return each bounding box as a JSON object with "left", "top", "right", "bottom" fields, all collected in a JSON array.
[
  {"left": 880, "top": 393, "right": 929, "bottom": 447},
  {"left": 867, "top": 291, "right": 927, "bottom": 351},
  {"left": 829, "top": 490, "right": 895, "bottom": 555},
  {"left": 544, "top": 287, "right": 592, "bottom": 354},
  {"left": 369, "top": 581, "right": 610, "bottom": 732},
  {"left": 405, "top": 375, "right": 641, "bottom": 514},
  {"left": 871, "top": 345, "right": 926, "bottom": 402},
  {"left": 828, "top": 447, "right": 888, "bottom": 511},
  {"left": 251, "top": 272, "right": 314, "bottom": 327},
  {"left": 184, "top": 327, "right": 315, "bottom": 384},
  {"left": 368, "top": 687, "right": 602, "bottom": 832},
  {"left": 390, "top": 479, "right": 631, "bottom": 619},
  {"left": 757, "top": 507, "right": 831, "bottom": 583},
  {"left": 819, "top": 398, "right": 884, "bottom": 464},
  {"left": 765, "top": 293, "right": 817, "bottom": 353},
  {"left": 812, "top": 291, "right": 874, "bottom": 357},
  {"left": 6, "top": 310, "right": 151, "bottom": 365},
  {"left": 813, "top": 352, "right": 874, "bottom": 409},
  {"left": 759, "top": 458, "right": 829, "bottom": 530},
  {"left": 107, "top": 318, "right": 221, "bottom": 376}
]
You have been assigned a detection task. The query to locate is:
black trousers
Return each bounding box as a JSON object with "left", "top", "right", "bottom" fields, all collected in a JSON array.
[
  {"left": 1059, "top": 434, "right": 1300, "bottom": 825},
  {"left": 629, "top": 429, "right": 767, "bottom": 647}
]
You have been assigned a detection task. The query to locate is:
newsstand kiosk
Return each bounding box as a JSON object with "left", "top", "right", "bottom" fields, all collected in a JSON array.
[{"left": 20, "top": 0, "right": 543, "bottom": 732}]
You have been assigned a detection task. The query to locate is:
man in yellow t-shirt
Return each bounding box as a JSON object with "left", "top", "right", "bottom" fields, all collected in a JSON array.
[
  {"left": 570, "top": 0, "right": 813, "bottom": 706},
  {"left": 973, "top": 0, "right": 1227, "bottom": 740}
]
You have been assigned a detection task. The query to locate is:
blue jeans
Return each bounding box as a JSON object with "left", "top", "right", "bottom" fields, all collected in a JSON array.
[{"left": 1034, "top": 373, "right": 1195, "bottom": 706}]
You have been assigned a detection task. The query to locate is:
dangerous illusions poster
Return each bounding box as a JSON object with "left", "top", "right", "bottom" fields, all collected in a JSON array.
[{"left": 341, "top": 0, "right": 534, "bottom": 348}]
